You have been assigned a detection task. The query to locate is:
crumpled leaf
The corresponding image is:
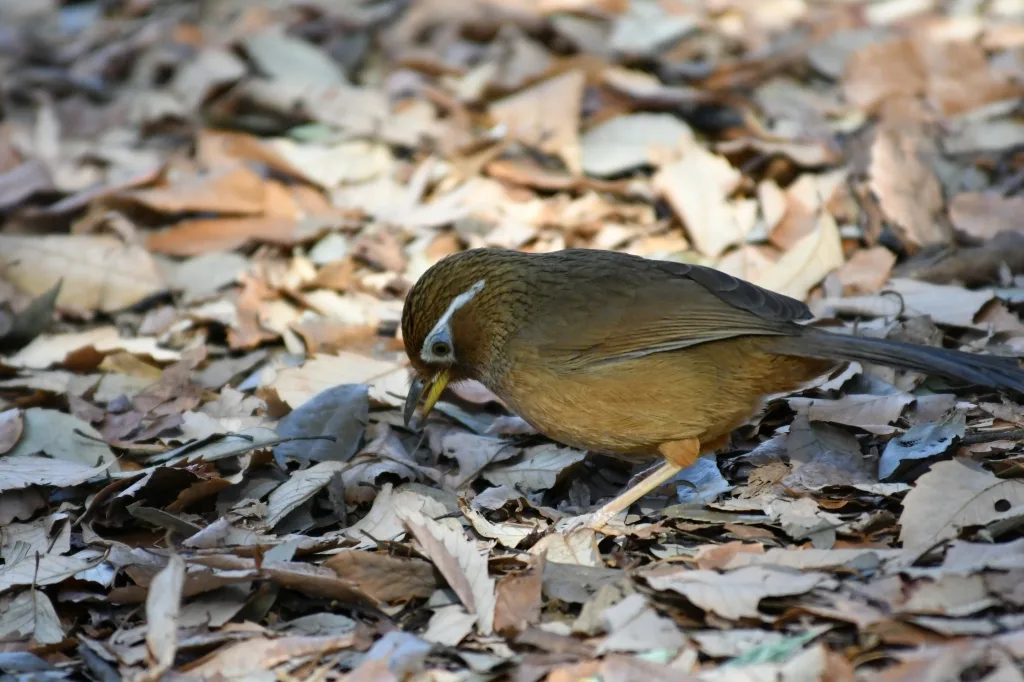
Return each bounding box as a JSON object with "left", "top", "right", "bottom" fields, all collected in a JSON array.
[
  {"left": 0, "top": 235, "right": 166, "bottom": 314},
  {"left": 480, "top": 444, "right": 586, "bottom": 494},
  {"left": 643, "top": 565, "right": 830, "bottom": 620},
  {"left": 879, "top": 410, "right": 965, "bottom": 481},
  {"left": 899, "top": 458, "right": 1024, "bottom": 562},
  {"left": 399, "top": 508, "right": 496, "bottom": 636},
  {"left": 140, "top": 555, "right": 185, "bottom": 682},
  {"left": 273, "top": 384, "right": 368, "bottom": 464}
]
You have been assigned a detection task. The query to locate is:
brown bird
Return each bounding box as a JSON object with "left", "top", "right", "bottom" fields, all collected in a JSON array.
[{"left": 401, "top": 248, "right": 1024, "bottom": 532}]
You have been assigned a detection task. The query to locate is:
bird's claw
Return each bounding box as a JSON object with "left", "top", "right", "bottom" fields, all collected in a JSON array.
[{"left": 556, "top": 508, "right": 626, "bottom": 536}]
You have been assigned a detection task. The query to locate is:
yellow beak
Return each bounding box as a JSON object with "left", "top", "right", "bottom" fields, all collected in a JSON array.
[{"left": 403, "top": 369, "right": 451, "bottom": 430}]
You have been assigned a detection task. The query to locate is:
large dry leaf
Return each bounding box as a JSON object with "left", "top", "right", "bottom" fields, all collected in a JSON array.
[
  {"left": 263, "top": 352, "right": 408, "bottom": 409},
  {"left": 812, "top": 278, "right": 995, "bottom": 330},
  {"left": 0, "top": 590, "right": 64, "bottom": 644},
  {"left": 752, "top": 209, "right": 844, "bottom": 300},
  {"left": 182, "top": 634, "right": 356, "bottom": 680},
  {"left": 0, "top": 456, "right": 112, "bottom": 493},
  {"left": 868, "top": 119, "right": 948, "bottom": 251},
  {"left": 480, "top": 444, "right": 586, "bottom": 494},
  {"left": 139, "top": 555, "right": 186, "bottom": 682},
  {"left": 598, "top": 592, "right": 685, "bottom": 654},
  {"left": 489, "top": 70, "right": 586, "bottom": 175},
  {"left": 653, "top": 144, "right": 744, "bottom": 258},
  {"left": 0, "top": 235, "right": 166, "bottom": 313},
  {"left": 5, "top": 407, "right": 115, "bottom": 467},
  {"left": 0, "top": 409, "right": 22, "bottom": 455},
  {"left": 4, "top": 326, "right": 180, "bottom": 369},
  {"left": 339, "top": 483, "right": 454, "bottom": 550},
  {"left": 788, "top": 393, "right": 914, "bottom": 434},
  {"left": 643, "top": 565, "right": 830, "bottom": 620},
  {"left": 579, "top": 112, "right": 693, "bottom": 177},
  {"left": 115, "top": 165, "right": 266, "bottom": 215},
  {"left": 949, "top": 193, "right": 1024, "bottom": 242},
  {"left": 399, "top": 508, "right": 496, "bottom": 636},
  {"left": 322, "top": 550, "right": 437, "bottom": 603},
  {"left": 899, "top": 458, "right": 1024, "bottom": 561},
  {"left": 0, "top": 551, "right": 103, "bottom": 592}
]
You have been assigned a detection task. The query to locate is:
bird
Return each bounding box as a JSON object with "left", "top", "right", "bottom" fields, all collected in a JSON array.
[{"left": 400, "top": 247, "right": 1024, "bottom": 533}]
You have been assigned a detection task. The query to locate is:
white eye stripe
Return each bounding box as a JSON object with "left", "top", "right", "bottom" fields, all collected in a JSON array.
[{"left": 420, "top": 279, "right": 485, "bottom": 364}]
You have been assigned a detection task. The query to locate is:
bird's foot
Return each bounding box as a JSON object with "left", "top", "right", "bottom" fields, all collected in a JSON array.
[{"left": 556, "top": 508, "right": 628, "bottom": 536}]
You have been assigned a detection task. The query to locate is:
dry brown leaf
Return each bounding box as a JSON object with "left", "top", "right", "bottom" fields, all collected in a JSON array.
[
  {"left": 138, "top": 554, "right": 186, "bottom": 682},
  {"left": 182, "top": 634, "right": 356, "bottom": 680},
  {"left": 4, "top": 327, "right": 180, "bottom": 370},
  {"left": 812, "top": 278, "right": 994, "bottom": 330},
  {"left": 868, "top": 117, "right": 948, "bottom": 252},
  {"left": 113, "top": 165, "right": 266, "bottom": 215},
  {"left": 263, "top": 352, "right": 408, "bottom": 409},
  {"left": 899, "top": 458, "right": 1024, "bottom": 562},
  {"left": 322, "top": 550, "right": 437, "bottom": 603},
  {"left": 834, "top": 246, "right": 897, "bottom": 295},
  {"left": 0, "top": 409, "right": 22, "bottom": 456},
  {"left": 0, "top": 235, "right": 166, "bottom": 314},
  {"left": 598, "top": 593, "right": 685, "bottom": 654},
  {"left": 752, "top": 209, "right": 844, "bottom": 300},
  {"left": 399, "top": 508, "right": 496, "bottom": 636},
  {"left": 653, "top": 144, "right": 744, "bottom": 258},
  {"left": 489, "top": 70, "right": 586, "bottom": 175},
  {"left": 788, "top": 393, "right": 915, "bottom": 433},
  {"left": 949, "top": 192, "right": 1024, "bottom": 242},
  {"left": 146, "top": 217, "right": 307, "bottom": 256},
  {"left": 643, "top": 565, "right": 830, "bottom": 620},
  {"left": 492, "top": 558, "right": 543, "bottom": 634}
]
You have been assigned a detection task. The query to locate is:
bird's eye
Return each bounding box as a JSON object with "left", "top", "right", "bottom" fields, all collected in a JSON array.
[{"left": 431, "top": 341, "right": 451, "bottom": 356}]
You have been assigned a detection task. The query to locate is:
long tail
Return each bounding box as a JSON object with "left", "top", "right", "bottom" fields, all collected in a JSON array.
[{"left": 771, "top": 328, "right": 1024, "bottom": 393}]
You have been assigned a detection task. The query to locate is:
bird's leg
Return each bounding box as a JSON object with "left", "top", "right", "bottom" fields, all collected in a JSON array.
[{"left": 559, "top": 437, "right": 700, "bottom": 535}]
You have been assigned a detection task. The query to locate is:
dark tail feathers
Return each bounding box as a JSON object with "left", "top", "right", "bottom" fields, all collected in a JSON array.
[{"left": 773, "top": 328, "right": 1024, "bottom": 394}]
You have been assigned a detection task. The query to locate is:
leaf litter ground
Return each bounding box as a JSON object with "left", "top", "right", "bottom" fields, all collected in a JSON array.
[{"left": 1, "top": 1, "right": 1024, "bottom": 680}]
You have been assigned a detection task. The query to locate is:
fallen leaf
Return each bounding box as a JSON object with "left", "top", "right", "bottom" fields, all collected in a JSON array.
[
  {"left": 243, "top": 26, "right": 349, "bottom": 88},
  {"left": 879, "top": 411, "right": 965, "bottom": 480},
  {"left": 481, "top": 444, "right": 586, "bottom": 494},
  {"left": 0, "top": 409, "right": 22, "bottom": 455},
  {"left": 493, "top": 558, "right": 543, "bottom": 634},
  {"left": 598, "top": 592, "right": 685, "bottom": 654},
  {"left": 273, "top": 384, "right": 368, "bottom": 464},
  {"left": 322, "top": 550, "right": 437, "bottom": 603},
  {"left": 949, "top": 192, "right": 1024, "bottom": 242},
  {"left": 4, "top": 407, "right": 115, "bottom": 467},
  {"left": 579, "top": 112, "right": 693, "bottom": 177},
  {"left": 489, "top": 70, "right": 586, "bottom": 175},
  {"left": 399, "top": 508, "right": 496, "bottom": 636},
  {"left": 0, "top": 235, "right": 167, "bottom": 313},
  {"left": 752, "top": 209, "right": 844, "bottom": 300},
  {"left": 643, "top": 565, "right": 830, "bottom": 620},
  {"left": 789, "top": 393, "right": 914, "bottom": 434},
  {"left": 0, "top": 590, "right": 65, "bottom": 644},
  {"left": 182, "top": 634, "right": 356, "bottom": 679},
  {"left": 899, "top": 458, "right": 1024, "bottom": 561},
  {"left": 653, "top": 144, "right": 744, "bottom": 258},
  {"left": 263, "top": 352, "right": 407, "bottom": 409},
  {"left": 833, "top": 246, "right": 897, "bottom": 295},
  {"left": 4, "top": 326, "right": 180, "bottom": 370},
  {"left": 868, "top": 117, "right": 948, "bottom": 251},
  {"left": 139, "top": 555, "right": 186, "bottom": 682}
]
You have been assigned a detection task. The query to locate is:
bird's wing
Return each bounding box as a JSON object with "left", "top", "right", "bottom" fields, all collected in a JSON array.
[{"left": 522, "top": 257, "right": 809, "bottom": 368}]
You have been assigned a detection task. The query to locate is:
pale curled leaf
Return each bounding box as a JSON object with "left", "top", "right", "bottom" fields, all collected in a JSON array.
[
  {"left": 0, "top": 456, "right": 112, "bottom": 493},
  {"left": 0, "top": 235, "right": 166, "bottom": 314},
  {"left": 899, "top": 459, "right": 1024, "bottom": 561},
  {"left": 399, "top": 508, "right": 496, "bottom": 635},
  {"left": 0, "top": 590, "right": 65, "bottom": 644},
  {"left": 643, "top": 565, "right": 831, "bottom": 620},
  {"left": 140, "top": 554, "right": 185, "bottom": 682}
]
